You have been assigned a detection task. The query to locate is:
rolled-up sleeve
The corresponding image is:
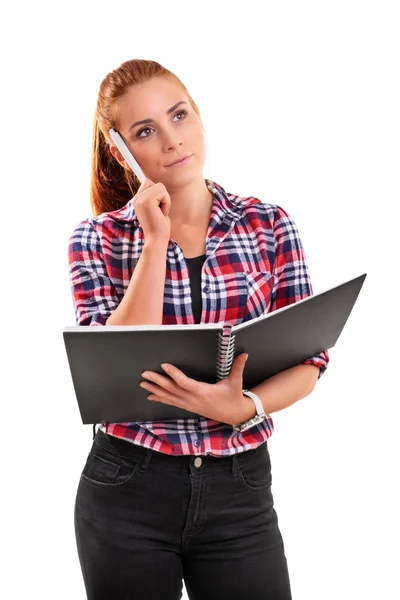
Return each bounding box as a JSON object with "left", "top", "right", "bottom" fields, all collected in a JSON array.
[
  {"left": 270, "top": 206, "right": 329, "bottom": 379},
  {"left": 68, "top": 219, "right": 120, "bottom": 326}
]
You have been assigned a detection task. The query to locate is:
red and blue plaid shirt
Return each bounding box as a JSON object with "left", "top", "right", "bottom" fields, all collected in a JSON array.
[{"left": 68, "top": 179, "right": 329, "bottom": 456}]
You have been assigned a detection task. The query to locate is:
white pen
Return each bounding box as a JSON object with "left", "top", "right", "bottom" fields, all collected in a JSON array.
[{"left": 109, "top": 128, "right": 145, "bottom": 182}]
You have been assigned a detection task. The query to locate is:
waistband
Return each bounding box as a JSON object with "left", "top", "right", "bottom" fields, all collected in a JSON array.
[{"left": 93, "top": 428, "right": 268, "bottom": 475}]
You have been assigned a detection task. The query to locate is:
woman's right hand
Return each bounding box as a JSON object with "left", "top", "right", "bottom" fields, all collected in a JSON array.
[{"left": 133, "top": 178, "right": 171, "bottom": 244}]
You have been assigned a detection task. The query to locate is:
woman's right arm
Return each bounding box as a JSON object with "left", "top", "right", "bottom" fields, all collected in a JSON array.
[
  {"left": 105, "top": 239, "right": 168, "bottom": 326},
  {"left": 106, "top": 179, "right": 171, "bottom": 325},
  {"left": 68, "top": 224, "right": 168, "bottom": 326},
  {"left": 69, "top": 178, "right": 171, "bottom": 327}
]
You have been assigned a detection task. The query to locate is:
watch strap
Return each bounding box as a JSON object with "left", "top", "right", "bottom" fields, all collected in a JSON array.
[
  {"left": 233, "top": 389, "right": 267, "bottom": 432},
  {"left": 242, "top": 389, "right": 265, "bottom": 416}
]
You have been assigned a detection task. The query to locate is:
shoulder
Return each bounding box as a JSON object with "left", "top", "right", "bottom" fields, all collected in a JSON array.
[
  {"left": 68, "top": 200, "right": 134, "bottom": 245},
  {"left": 213, "top": 180, "right": 293, "bottom": 227},
  {"left": 68, "top": 217, "right": 97, "bottom": 245}
]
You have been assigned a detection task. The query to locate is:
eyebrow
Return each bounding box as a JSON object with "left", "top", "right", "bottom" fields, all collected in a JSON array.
[{"left": 128, "top": 101, "right": 188, "bottom": 132}]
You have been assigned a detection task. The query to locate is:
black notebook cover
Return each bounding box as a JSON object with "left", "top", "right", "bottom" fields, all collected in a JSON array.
[{"left": 63, "top": 272, "right": 366, "bottom": 424}]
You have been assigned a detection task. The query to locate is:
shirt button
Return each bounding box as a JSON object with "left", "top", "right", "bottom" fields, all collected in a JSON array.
[
  {"left": 203, "top": 285, "right": 210, "bottom": 293},
  {"left": 193, "top": 440, "right": 200, "bottom": 447},
  {"left": 194, "top": 457, "right": 202, "bottom": 468}
]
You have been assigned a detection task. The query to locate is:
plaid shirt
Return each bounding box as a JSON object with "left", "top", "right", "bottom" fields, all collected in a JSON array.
[{"left": 68, "top": 179, "right": 329, "bottom": 456}]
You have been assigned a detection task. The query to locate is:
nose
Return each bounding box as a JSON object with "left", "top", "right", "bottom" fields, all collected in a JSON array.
[{"left": 161, "top": 127, "right": 183, "bottom": 152}]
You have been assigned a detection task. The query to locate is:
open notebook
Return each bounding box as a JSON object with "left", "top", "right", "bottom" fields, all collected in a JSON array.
[{"left": 63, "top": 272, "right": 366, "bottom": 424}]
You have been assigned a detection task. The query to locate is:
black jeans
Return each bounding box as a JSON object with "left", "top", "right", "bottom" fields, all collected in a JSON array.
[{"left": 74, "top": 428, "right": 292, "bottom": 600}]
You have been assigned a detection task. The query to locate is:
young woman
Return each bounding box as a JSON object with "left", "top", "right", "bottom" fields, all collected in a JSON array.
[{"left": 69, "top": 58, "right": 329, "bottom": 600}]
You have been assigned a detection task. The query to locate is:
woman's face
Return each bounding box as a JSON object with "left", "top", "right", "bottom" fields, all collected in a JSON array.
[{"left": 111, "top": 76, "right": 206, "bottom": 186}]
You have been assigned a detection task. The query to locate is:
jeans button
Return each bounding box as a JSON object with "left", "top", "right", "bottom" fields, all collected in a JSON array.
[{"left": 194, "top": 457, "right": 202, "bottom": 468}]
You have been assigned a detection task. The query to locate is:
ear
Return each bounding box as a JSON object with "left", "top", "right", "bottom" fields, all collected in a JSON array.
[{"left": 109, "top": 144, "right": 129, "bottom": 170}]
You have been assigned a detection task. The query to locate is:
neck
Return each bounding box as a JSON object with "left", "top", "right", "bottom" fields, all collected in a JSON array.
[{"left": 166, "top": 177, "right": 213, "bottom": 225}]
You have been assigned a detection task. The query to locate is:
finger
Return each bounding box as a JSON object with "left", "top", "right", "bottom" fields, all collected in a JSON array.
[
  {"left": 146, "top": 388, "right": 186, "bottom": 407},
  {"left": 228, "top": 353, "right": 249, "bottom": 381},
  {"left": 140, "top": 371, "right": 193, "bottom": 402},
  {"left": 140, "top": 377, "right": 180, "bottom": 397},
  {"left": 137, "top": 177, "right": 155, "bottom": 192},
  {"left": 161, "top": 364, "right": 199, "bottom": 393}
]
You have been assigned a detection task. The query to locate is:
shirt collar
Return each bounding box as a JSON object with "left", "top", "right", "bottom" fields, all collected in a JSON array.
[{"left": 106, "top": 179, "right": 260, "bottom": 227}]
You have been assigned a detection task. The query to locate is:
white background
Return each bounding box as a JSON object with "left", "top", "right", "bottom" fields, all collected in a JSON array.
[{"left": 1, "top": 1, "right": 399, "bottom": 598}]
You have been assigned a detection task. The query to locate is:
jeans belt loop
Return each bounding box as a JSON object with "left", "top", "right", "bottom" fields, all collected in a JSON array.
[
  {"left": 138, "top": 448, "right": 153, "bottom": 474},
  {"left": 231, "top": 453, "right": 239, "bottom": 477}
]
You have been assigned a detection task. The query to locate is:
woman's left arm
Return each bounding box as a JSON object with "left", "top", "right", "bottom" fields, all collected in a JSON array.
[
  {"left": 269, "top": 205, "right": 330, "bottom": 380},
  {"left": 241, "top": 364, "right": 321, "bottom": 420},
  {"left": 139, "top": 357, "right": 321, "bottom": 426}
]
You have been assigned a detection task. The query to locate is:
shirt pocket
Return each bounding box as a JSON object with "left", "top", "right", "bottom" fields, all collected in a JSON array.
[
  {"left": 214, "top": 268, "right": 274, "bottom": 325},
  {"left": 240, "top": 269, "right": 275, "bottom": 323}
]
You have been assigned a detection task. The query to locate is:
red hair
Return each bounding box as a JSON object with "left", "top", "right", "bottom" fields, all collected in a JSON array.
[{"left": 90, "top": 59, "right": 201, "bottom": 216}]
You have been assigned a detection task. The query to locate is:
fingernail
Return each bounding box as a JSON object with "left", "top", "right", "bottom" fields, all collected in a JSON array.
[{"left": 161, "top": 363, "right": 169, "bottom": 373}]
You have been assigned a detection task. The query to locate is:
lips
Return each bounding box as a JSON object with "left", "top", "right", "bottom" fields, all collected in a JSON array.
[{"left": 166, "top": 154, "right": 192, "bottom": 167}]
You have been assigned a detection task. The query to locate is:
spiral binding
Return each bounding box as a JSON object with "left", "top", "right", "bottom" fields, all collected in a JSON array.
[{"left": 216, "top": 323, "right": 236, "bottom": 381}]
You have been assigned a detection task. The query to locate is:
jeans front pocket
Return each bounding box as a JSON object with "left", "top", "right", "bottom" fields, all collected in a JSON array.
[
  {"left": 80, "top": 443, "right": 139, "bottom": 488},
  {"left": 237, "top": 450, "right": 272, "bottom": 491}
]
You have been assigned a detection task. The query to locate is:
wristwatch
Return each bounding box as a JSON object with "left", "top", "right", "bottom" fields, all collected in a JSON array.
[{"left": 233, "top": 389, "right": 267, "bottom": 432}]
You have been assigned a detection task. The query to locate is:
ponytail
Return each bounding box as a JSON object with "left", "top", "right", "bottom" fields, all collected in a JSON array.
[{"left": 90, "top": 118, "right": 140, "bottom": 216}]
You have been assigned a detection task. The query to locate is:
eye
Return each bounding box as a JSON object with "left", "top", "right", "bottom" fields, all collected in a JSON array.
[
  {"left": 136, "top": 126, "right": 153, "bottom": 138},
  {"left": 174, "top": 109, "right": 188, "bottom": 121},
  {"left": 136, "top": 109, "right": 188, "bottom": 138}
]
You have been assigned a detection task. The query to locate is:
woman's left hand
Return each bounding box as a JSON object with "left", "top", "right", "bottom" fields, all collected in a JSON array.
[{"left": 139, "top": 353, "right": 255, "bottom": 426}]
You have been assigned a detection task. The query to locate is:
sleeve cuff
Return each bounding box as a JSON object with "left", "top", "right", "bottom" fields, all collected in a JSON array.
[{"left": 301, "top": 349, "right": 330, "bottom": 379}]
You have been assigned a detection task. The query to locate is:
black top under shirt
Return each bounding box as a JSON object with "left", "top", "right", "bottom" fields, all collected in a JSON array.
[{"left": 185, "top": 254, "right": 206, "bottom": 323}]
